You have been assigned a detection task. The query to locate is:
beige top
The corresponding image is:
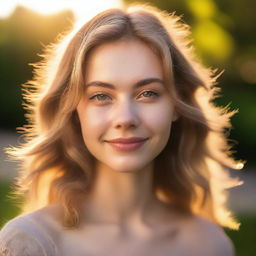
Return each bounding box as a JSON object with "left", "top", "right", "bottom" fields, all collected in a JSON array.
[{"left": 0, "top": 213, "right": 58, "bottom": 256}]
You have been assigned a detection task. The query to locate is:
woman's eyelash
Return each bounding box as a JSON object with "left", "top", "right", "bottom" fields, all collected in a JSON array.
[
  {"left": 139, "top": 90, "right": 159, "bottom": 98},
  {"left": 89, "top": 90, "right": 159, "bottom": 102},
  {"left": 89, "top": 93, "right": 111, "bottom": 101}
]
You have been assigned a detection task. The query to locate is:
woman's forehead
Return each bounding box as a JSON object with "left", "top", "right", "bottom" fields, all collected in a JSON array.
[{"left": 83, "top": 39, "right": 164, "bottom": 85}]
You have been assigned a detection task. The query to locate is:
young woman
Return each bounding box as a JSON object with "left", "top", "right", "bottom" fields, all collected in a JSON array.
[{"left": 0, "top": 4, "right": 242, "bottom": 256}]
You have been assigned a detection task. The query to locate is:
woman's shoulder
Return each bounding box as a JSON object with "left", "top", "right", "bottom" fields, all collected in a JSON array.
[
  {"left": 178, "top": 215, "right": 235, "bottom": 256},
  {"left": 0, "top": 205, "right": 60, "bottom": 256},
  {"left": 0, "top": 216, "right": 46, "bottom": 256}
]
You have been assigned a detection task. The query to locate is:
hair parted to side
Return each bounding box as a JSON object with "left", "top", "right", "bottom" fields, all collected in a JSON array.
[{"left": 7, "top": 3, "right": 243, "bottom": 229}]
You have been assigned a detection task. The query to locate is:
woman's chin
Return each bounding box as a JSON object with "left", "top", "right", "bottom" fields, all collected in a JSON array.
[{"left": 109, "top": 161, "right": 153, "bottom": 173}]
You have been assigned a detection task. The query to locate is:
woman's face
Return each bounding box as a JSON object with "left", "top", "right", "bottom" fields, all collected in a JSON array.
[{"left": 76, "top": 39, "right": 176, "bottom": 172}]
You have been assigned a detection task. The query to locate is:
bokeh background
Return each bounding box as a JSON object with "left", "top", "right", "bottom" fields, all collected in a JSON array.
[{"left": 0, "top": 0, "right": 255, "bottom": 255}]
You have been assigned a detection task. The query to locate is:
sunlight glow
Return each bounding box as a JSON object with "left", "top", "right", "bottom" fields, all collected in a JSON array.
[
  {"left": 0, "top": 0, "right": 124, "bottom": 20},
  {"left": 0, "top": 1, "right": 17, "bottom": 18}
]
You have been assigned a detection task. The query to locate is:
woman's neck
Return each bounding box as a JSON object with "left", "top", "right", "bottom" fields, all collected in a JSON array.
[{"left": 81, "top": 161, "right": 163, "bottom": 231}]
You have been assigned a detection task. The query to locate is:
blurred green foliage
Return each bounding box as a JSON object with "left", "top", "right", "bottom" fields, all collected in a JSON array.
[
  {"left": 225, "top": 215, "right": 256, "bottom": 256},
  {"left": 0, "top": 1, "right": 256, "bottom": 165},
  {"left": 0, "top": 182, "right": 20, "bottom": 228},
  {"left": 0, "top": 6, "right": 74, "bottom": 129}
]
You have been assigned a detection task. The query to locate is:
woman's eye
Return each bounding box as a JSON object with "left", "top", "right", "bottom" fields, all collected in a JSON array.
[
  {"left": 88, "top": 91, "right": 159, "bottom": 103},
  {"left": 139, "top": 91, "right": 159, "bottom": 98},
  {"left": 89, "top": 93, "right": 111, "bottom": 102}
]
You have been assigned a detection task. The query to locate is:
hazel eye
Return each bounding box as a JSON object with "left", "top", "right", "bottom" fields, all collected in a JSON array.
[
  {"left": 140, "top": 90, "right": 159, "bottom": 98},
  {"left": 89, "top": 93, "right": 111, "bottom": 101}
]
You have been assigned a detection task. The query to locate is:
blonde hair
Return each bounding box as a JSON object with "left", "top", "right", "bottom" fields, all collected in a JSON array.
[{"left": 8, "top": 4, "right": 243, "bottom": 229}]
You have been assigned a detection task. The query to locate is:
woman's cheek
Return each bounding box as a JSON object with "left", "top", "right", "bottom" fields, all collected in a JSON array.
[
  {"left": 143, "top": 101, "right": 174, "bottom": 128},
  {"left": 83, "top": 106, "right": 109, "bottom": 134}
]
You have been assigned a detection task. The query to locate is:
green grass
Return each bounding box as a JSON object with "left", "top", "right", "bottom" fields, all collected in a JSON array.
[{"left": 0, "top": 181, "right": 255, "bottom": 255}]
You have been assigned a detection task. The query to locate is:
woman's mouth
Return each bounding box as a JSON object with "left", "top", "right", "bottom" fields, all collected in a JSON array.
[{"left": 105, "top": 137, "right": 149, "bottom": 152}]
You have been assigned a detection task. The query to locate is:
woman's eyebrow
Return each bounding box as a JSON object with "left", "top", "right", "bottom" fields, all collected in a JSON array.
[{"left": 85, "top": 78, "right": 164, "bottom": 90}]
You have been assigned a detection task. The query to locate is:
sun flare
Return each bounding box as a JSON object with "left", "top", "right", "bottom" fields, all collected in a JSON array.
[{"left": 0, "top": 0, "right": 123, "bottom": 20}]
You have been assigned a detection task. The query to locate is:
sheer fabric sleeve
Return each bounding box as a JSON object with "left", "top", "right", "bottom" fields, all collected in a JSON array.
[{"left": 0, "top": 215, "right": 57, "bottom": 256}]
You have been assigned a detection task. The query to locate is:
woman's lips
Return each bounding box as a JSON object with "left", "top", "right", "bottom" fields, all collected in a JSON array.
[{"left": 105, "top": 137, "right": 148, "bottom": 152}]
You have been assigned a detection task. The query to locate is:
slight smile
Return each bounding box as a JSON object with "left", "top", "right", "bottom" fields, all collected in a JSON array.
[{"left": 105, "top": 137, "right": 149, "bottom": 152}]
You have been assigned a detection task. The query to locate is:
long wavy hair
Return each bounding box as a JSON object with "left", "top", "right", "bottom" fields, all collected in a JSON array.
[{"left": 7, "top": 4, "right": 243, "bottom": 229}]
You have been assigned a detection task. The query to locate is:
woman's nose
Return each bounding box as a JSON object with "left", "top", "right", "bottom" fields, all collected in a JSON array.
[{"left": 113, "top": 99, "right": 140, "bottom": 130}]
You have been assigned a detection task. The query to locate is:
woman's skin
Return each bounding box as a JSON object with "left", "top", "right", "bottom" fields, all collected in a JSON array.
[
  {"left": 76, "top": 39, "right": 177, "bottom": 234},
  {"left": 25, "top": 39, "right": 234, "bottom": 256}
]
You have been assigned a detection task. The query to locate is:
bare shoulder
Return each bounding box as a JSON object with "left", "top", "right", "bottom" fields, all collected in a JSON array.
[{"left": 179, "top": 215, "right": 235, "bottom": 256}]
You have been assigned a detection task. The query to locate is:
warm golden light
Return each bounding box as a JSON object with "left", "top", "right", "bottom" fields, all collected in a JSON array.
[
  {"left": 236, "top": 162, "right": 244, "bottom": 170},
  {"left": 22, "top": 0, "right": 69, "bottom": 15},
  {"left": 0, "top": 0, "right": 123, "bottom": 20}
]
